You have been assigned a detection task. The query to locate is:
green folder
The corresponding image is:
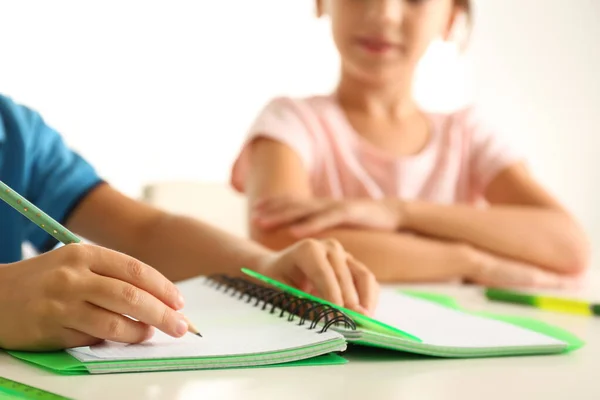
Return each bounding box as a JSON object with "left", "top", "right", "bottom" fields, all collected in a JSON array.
[
  {"left": 414, "top": 290, "right": 585, "bottom": 350},
  {"left": 243, "top": 269, "right": 584, "bottom": 358}
]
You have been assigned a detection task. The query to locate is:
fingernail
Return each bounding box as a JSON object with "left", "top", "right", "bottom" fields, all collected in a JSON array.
[
  {"left": 176, "top": 319, "right": 189, "bottom": 336},
  {"left": 176, "top": 294, "right": 185, "bottom": 310},
  {"left": 354, "top": 305, "right": 369, "bottom": 315}
]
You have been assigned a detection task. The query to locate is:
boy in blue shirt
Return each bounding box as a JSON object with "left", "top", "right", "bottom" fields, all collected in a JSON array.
[{"left": 0, "top": 94, "right": 378, "bottom": 351}]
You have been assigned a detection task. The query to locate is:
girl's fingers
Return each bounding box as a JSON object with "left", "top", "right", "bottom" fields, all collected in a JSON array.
[
  {"left": 252, "top": 196, "right": 295, "bottom": 211},
  {"left": 254, "top": 205, "right": 317, "bottom": 229},
  {"left": 290, "top": 209, "right": 346, "bottom": 237}
]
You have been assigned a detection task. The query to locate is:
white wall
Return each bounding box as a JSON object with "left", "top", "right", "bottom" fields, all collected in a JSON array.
[
  {"left": 0, "top": 0, "right": 339, "bottom": 197},
  {"left": 1, "top": 0, "right": 598, "bottom": 263},
  {"left": 466, "top": 0, "right": 600, "bottom": 265}
]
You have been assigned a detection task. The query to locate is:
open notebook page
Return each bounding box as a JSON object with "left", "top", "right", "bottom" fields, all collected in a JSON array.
[
  {"left": 68, "top": 277, "right": 343, "bottom": 362},
  {"left": 372, "top": 289, "right": 565, "bottom": 348}
]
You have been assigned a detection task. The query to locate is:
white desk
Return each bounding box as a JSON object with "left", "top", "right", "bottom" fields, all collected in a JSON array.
[{"left": 2, "top": 282, "right": 599, "bottom": 400}]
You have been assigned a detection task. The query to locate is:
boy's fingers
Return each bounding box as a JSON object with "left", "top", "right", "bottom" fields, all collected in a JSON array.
[
  {"left": 65, "top": 302, "right": 154, "bottom": 344},
  {"left": 293, "top": 240, "right": 344, "bottom": 306},
  {"left": 324, "top": 240, "right": 360, "bottom": 309},
  {"left": 56, "top": 328, "right": 103, "bottom": 350},
  {"left": 85, "top": 276, "right": 189, "bottom": 338},
  {"left": 85, "top": 246, "right": 183, "bottom": 311},
  {"left": 348, "top": 256, "right": 379, "bottom": 314}
]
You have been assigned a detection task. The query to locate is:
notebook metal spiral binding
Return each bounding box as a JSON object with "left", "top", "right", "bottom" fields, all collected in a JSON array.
[{"left": 206, "top": 274, "right": 357, "bottom": 333}]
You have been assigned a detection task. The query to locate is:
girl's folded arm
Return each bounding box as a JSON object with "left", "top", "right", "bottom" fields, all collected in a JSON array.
[
  {"left": 401, "top": 163, "right": 590, "bottom": 275},
  {"left": 245, "top": 138, "right": 477, "bottom": 282}
]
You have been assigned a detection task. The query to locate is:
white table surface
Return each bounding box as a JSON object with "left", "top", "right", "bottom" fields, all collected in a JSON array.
[{"left": 2, "top": 278, "right": 600, "bottom": 400}]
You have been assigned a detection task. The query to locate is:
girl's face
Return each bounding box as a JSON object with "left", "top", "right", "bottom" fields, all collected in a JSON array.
[{"left": 318, "top": 0, "right": 459, "bottom": 86}]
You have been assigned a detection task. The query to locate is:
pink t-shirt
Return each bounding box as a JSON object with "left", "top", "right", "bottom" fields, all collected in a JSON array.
[{"left": 231, "top": 95, "right": 522, "bottom": 204}]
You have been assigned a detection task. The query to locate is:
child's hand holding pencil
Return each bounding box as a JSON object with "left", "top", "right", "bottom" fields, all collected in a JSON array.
[
  {"left": 0, "top": 180, "right": 200, "bottom": 351},
  {"left": 0, "top": 243, "right": 199, "bottom": 351}
]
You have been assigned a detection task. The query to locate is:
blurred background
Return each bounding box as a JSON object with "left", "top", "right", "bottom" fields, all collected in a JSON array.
[{"left": 0, "top": 0, "right": 598, "bottom": 265}]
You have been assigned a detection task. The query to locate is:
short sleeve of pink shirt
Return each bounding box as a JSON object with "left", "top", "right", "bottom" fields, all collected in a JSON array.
[
  {"left": 230, "top": 97, "right": 316, "bottom": 193},
  {"left": 462, "top": 106, "right": 524, "bottom": 195},
  {"left": 231, "top": 95, "right": 524, "bottom": 204}
]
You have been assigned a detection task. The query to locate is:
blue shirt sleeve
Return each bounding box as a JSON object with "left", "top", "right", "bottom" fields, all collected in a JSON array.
[{"left": 18, "top": 105, "right": 103, "bottom": 252}]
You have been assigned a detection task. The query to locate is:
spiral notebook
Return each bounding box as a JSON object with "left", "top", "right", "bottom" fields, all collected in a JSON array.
[
  {"left": 7, "top": 275, "right": 349, "bottom": 374},
  {"left": 8, "top": 272, "right": 584, "bottom": 374},
  {"left": 242, "top": 269, "right": 584, "bottom": 358}
]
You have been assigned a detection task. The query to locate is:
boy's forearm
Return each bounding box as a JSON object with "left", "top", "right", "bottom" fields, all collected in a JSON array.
[
  {"left": 402, "top": 201, "right": 589, "bottom": 274},
  {"left": 130, "top": 213, "right": 272, "bottom": 282},
  {"left": 253, "top": 227, "right": 473, "bottom": 283},
  {"left": 63, "top": 184, "right": 272, "bottom": 281}
]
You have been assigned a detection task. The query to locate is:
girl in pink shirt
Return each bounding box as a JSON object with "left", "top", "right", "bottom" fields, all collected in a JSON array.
[{"left": 231, "top": 0, "right": 589, "bottom": 288}]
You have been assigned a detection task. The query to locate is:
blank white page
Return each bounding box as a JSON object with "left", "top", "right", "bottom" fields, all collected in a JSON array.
[
  {"left": 373, "top": 289, "right": 565, "bottom": 348},
  {"left": 68, "top": 277, "right": 343, "bottom": 362}
]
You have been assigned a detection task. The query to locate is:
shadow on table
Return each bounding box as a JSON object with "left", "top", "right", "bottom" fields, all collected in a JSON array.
[{"left": 343, "top": 344, "right": 435, "bottom": 363}]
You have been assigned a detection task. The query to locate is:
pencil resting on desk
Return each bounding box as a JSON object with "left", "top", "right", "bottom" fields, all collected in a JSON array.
[
  {"left": 485, "top": 287, "right": 600, "bottom": 317},
  {"left": 0, "top": 179, "right": 202, "bottom": 338}
]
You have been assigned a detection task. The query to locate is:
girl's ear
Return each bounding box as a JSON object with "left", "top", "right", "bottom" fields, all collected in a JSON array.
[
  {"left": 315, "top": 0, "right": 326, "bottom": 18},
  {"left": 442, "top": 6, "right": 466, "bottom": 42}
]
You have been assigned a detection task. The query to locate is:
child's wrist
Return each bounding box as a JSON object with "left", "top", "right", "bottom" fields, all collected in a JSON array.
[
  {"left": 450, "top": 243, "right": 482, "bottom": 279},
  {"left": 381, "top": 199, "right": 407, "bottom": 230},
  {"left": 241, "top": 247, "right": 275, "bottom": 276}
]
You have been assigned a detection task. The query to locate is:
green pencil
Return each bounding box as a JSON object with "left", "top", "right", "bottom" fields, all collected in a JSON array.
[
  {"left": 0, "top": 180, "right": 80, "bottom": 245},
  {"left": 485, "top": 287, "right": 600, "bottom": 317}
]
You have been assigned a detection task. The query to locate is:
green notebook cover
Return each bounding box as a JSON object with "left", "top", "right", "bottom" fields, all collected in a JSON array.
[
  {"left": 243, "top": 269, "right": 584, "bottom": 357},
  {"left": 401, "top": 290, "right": 584, "bottom": 353}
]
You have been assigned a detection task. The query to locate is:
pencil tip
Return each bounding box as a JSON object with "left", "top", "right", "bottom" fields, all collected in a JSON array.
[{"left": 196, "top": 332, "right": 203, "bottom": 337}]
